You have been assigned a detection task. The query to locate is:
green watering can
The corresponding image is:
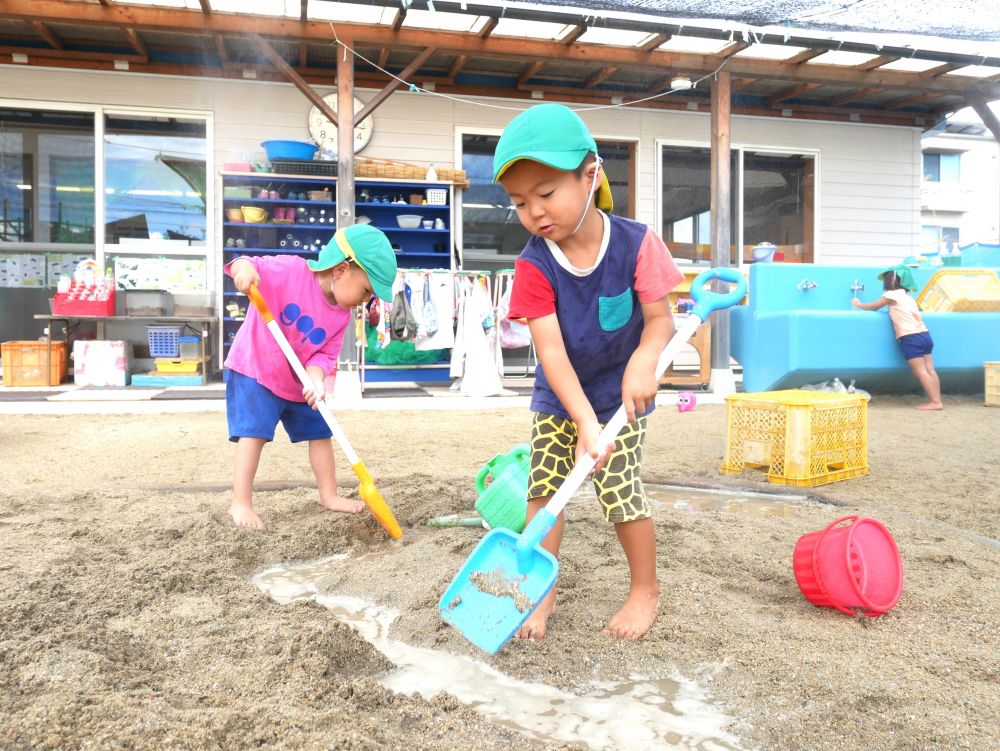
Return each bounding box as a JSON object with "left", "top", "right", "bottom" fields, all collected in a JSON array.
[{"left": 474, "top": 444, "right": 530, "bottom": 532}]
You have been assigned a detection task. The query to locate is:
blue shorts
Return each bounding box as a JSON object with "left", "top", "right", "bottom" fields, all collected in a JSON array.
[
  {"left": 899, "top": 331, "right": 934, "bottom": 361},
  {"left": 225, "top": 370, "right": 332, "bottom": 443}
]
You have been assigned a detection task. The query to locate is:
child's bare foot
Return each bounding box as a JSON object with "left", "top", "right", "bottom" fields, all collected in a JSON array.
[
  {"left": 319, "top": 494, "right": 365, "bottom": 513},
  {"left": 916, "top": 402, "right": 943, "bottom": 410},
  {"left": 229, "top": 502, "right": 266, "bottom": 529},
  {"left": 603, "top": 585, "right": 659, "bottom": 639},
  {"left": 515, "top": 592, "right": 555, "bottom": 642}
]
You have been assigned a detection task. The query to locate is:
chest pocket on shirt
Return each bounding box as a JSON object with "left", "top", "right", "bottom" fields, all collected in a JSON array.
[{"left": 598, "top": 289, "right": 633, "bottom": 331}]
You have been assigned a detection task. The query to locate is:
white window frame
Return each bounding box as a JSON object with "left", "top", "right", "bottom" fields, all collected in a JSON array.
[{"left": 0, "top": 97, "right": 215, "bottom": 291}]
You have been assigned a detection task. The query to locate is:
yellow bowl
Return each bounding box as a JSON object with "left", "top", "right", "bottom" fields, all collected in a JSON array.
[{"left": 241, "top": 206, "right": 268, "bottom": 223}]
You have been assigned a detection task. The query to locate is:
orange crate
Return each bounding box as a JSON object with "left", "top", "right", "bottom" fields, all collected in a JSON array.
[{"left": 1, "top": 340, "right": 68, "bottom": 386}]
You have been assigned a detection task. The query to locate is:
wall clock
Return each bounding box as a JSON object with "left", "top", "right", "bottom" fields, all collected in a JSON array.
[{"left": 308, "top": 94, "right": 374, "bottom": 155}]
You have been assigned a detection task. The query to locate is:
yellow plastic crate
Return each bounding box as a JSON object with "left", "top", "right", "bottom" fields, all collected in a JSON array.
[
  {"left": 987, "top": 362, "right": 1000, "bottom": 407},
  {"left": 720, "top": 390, "right": 869, "bottom": 487},
  {"left": 154, "top": 358, "right": 199, "bottom": 374},
  {"left": 916, "top": 269, "right": 1000, "bottom": 312},
  {"left": 1, "top": 340, "right": 67, "bottom": 386}
]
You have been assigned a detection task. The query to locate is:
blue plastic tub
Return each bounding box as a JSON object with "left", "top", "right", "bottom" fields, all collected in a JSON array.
[{"left": 261, "top": 140, "right": 318, "bottom": 161}]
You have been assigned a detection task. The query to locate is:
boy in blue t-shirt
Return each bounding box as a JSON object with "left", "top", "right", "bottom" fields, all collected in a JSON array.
[{"left": 496, "top": 103, "right": 684, "bottom": 642}]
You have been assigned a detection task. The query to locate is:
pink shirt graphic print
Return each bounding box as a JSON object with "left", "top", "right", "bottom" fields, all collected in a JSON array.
[{"left": 223, "top": 255, "right": 350, "bottom": 401}]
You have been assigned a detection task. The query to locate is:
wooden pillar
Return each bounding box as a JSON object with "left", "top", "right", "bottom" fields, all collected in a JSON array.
[
  {"left": 970, "top": 99, "right": 1000, "bottom": 243},
  {"left": 336, "top": 41, "right": 355, "bottom": 230},
  {"left": 709, "top": 70, "right": 732, "bottom": 374}
]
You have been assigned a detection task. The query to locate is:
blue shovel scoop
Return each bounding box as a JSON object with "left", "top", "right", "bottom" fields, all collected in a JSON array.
[{"left": 438, "top": 267, "right": 748, "bottom": 654}]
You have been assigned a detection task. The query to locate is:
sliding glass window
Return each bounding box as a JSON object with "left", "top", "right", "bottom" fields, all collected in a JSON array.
[
  {"left": 103, "top": 113, "right": 207, "bottom": 247},
  {"left": 0, "top": 107, "right": 95, "bottom": 246},
  {"left": 660, "top": 144, "right": 815, "bottom": 264}
]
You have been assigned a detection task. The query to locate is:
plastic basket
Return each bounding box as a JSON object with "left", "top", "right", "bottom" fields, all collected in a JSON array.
[
  {"left": 147, "top": 326, "right": 182, "bottom": 358},
  {"left": 720, "top": 390, "right": 869, "bottom": 487},
  {"left": 1, "top": 340, "right": 67, "bottom": 386},
  {"left": 425, "top": 188, "right": 448, "bottom": 205},
  {"left": 916, "top": 269, "right": 1000, "bottom": 312},
  {"left": 987, "top": 362, "right": 1000, "bottom": 407},
  {"left": 155, "top": 358, "right": 199, "bottom": 374}
]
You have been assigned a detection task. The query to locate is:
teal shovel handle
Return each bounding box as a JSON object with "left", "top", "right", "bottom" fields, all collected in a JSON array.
[{"left": 689, "top": 267, "right": 748, "bottom": 321}]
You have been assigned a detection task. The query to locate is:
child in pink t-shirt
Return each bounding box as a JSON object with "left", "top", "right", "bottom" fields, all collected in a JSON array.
[{"left": 225, "top": 225, "right": 397, "bottom": 528}]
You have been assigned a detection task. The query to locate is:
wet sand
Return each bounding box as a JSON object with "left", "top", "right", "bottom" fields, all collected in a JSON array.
[{"left": 1, "top": 395, "right": 997, "bottom": 750}]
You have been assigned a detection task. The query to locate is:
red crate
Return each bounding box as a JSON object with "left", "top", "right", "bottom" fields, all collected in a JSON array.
[{"left": 51, "top": 291, "right": 116, "bottom": 317}]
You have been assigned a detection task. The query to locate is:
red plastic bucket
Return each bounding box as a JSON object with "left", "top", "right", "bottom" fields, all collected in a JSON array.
[{"left": 792, "top": 515, "right": 903, "bottom": 616}]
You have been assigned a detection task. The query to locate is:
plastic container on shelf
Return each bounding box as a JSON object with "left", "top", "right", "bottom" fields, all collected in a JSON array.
[
  {"left": 147, "top": 327, "right": 183, "bottom": 358},
  {"left": 396, "top": 214, "right": 422, "bottom": 228},
  {"left": 261, "top": 140, "right": 318, "bottom": 161},
  {"left": 178, "top": 335, "right": 201, "bottom": 360},
  {"left": 425, "top": 188, "right": 448, "bottom": 205}
]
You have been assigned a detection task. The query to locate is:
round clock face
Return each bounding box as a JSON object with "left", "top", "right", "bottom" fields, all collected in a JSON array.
[{"left": 308, "top": 94, "right": 374, "bottom": 155}]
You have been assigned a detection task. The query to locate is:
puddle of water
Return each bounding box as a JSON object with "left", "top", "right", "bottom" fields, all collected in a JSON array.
[
  {"left": 254, "top": 558, "right": 745, "bottom": 751},
  {"left": 644, "top": 484, "right": 807, "bottom": 518}
]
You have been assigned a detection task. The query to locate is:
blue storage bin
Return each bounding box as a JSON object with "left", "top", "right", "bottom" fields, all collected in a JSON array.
[
  {"left": 148, "top": 326, "right": 182, "bottom": 358},
  {"left": 261, "top": 140, "right": 318, "bottom": 162}
]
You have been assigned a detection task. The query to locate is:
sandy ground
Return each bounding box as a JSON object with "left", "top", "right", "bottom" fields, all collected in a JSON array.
[{"left": 1, "top": 394, "right": 997, "bottom": 750}]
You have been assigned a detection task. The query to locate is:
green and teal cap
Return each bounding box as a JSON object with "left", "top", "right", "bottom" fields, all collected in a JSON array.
[
  {"left": 877, "top": 264, "right": 917, "bottom": 291},
  {"left": 492, "top": 103, "right": 613, "bottom": 211},
  {"left": 308, "top": 224, "right": 397, "bottom": 301}
]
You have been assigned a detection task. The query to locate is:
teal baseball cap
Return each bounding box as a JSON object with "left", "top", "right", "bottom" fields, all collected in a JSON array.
[
  {"left": 493, "top": 103, "right": 613, "bottom": 211},
  {"left": 308, "top": 224, "right": 397, "bottom": 301}
]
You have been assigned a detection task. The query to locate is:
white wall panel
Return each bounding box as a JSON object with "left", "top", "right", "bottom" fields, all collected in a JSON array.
[{"left": 2, "top": 65, "right": 925, "bottom": 263}]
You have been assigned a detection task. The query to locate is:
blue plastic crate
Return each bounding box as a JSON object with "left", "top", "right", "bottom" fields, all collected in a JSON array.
[{"left": 147, "top": 326, "right": 182, "bottom": 358}]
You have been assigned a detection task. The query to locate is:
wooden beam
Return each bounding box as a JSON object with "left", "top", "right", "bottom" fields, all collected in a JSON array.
[
  {"left": 376, "top": 48, "right": 390, "bottom": 68},
  {"left": 479, "top": 17, "right": 498, "bottom": 40},
  {"left": 298, "top": 42, "right": 307, "bottom": 68},
  {"left": 0, "top": 52, "right": 933, "bottom": 127},
  {"left": 30, "top": 21, "right": 63, "bottom": 49},
  {"left": 856, "top": 55, "right": 898, "bottom": 71},
  {"left": 639, "top": 32, "right": 670, "bottom": 52},
  {"left": 198, "top": 0, "right": 212, "bottom": 13},
  {"left": 300, "top": 0, "right": 307, "bottom": 24},
  {"left": 97, "top": 0, "right": 113, "bottom": 6},
  {"left": 337, "top": 37, "right": 355, "bottom": 229},
  {"left": 7, "top": 1, "right": 1000, "bottom": 98},
  {"left": 562, "top": 25, "right": 586, "bottom": 46},
  {"left": 710, "top": 69, "right": 732, "bottom": 371},
  {"left": 882, "top": 92, "right": 942, "bottom": 111},
  {"left": 768, "top": 82, "right": 821, "bottom": 106},
  {"left": 584, "top": 65, "right": 619, "bottom": 89},
  {"left": 123, "top": 27, "right": 147, "bottom": 58},
  {"left": 826, "top": 87, "right": 882, "bottom": 107},
  {"left": 212, "top": 33, "right": 229, "bottom": 68},
  {"left": 0, "top": 45, "right": 143, "bottom": 64},
  {"left": 391, "top": 10, "right": 406, "bottom": 33},
  {"left": 447, "top": 53, "right": 467, "bottom": 78},
  {"left": 714, "top": 41, "right": 748, "bottom": 60},
  {"left": 970, "top": 98, "right": 1000, "bottom": 142},
  {"left": 251, "top": 33, "right": 338, "bottom": 126},
  {"left": 786, "top": 49, "right": 826, "bottom": 65},
  {"left": 517, "top": 60, "right": 545, "bottom": 87},
  {"left": 354, "top": 46, "right": 436, "bottom": 125},
  {"left": 926, "top": 62, "right": 964, "bottom": 77}
]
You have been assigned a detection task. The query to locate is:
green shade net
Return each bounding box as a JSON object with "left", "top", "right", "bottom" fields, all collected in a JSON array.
[{"left": 364, "top": 323, "right": 447, "bottom": 365}]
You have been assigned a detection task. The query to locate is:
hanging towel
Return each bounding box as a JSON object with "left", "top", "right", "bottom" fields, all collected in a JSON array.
[
  {"left": 421, "top": 274, "right": 438, "bottom": 337},
  {"left": 496, "top": 281, "right": 532, "bottom": 349},
  {"left": 390, "top": 281, "right": 418, "bottom": 341},
  {"left": 417, "top": 273, "right": 456, "bottom": 351},
  {"left": 459, "top": 276, "right": 504, "bottom": 397}
]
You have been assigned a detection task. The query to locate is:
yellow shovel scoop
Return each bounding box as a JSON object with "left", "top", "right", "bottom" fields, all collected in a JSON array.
[{"left": 247, "top": 284, "right": 402, "bottom": 539}]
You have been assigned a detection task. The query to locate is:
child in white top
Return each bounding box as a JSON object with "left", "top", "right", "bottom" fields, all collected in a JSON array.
[{"left": 852, "top": 265, "right": 942, "bottom": 410}]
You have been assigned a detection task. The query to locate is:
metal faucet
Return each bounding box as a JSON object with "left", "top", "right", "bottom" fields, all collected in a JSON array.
[
  {"left": 797, "top": 279, "right": 818, "bottom": 291},
  {"left": 850, "top": 278, "right": 865, "bottom": 295}
]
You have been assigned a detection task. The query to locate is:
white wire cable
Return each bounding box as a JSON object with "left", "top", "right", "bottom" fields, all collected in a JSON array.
[{"left": 330, "top": 24, "right": 735, "bottom": 114}]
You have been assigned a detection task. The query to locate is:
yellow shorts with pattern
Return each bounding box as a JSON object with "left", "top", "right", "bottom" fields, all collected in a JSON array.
[{"left": 527, "top": 412, "right": 650, "bottom": 524}]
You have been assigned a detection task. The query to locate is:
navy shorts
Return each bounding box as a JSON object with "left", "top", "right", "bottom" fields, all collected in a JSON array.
[
  {"left": 225, "top": 370, "right": 332, "bottom": 443},
  {"left": 899, "top": 331, "right": 933, "bottom": 361}
]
